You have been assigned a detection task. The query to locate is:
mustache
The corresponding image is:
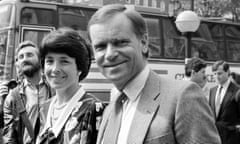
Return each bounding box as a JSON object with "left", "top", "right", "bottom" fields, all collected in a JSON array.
[{"left": 21, "top": 61, "right": 33, "bottom": 66}]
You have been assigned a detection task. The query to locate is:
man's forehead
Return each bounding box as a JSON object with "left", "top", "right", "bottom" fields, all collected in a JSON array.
[
  {"left": 17, "top": 46, "right": 39, "bottom": 58},
  {"left": 90, "top": 13, "right": 132, "bottom": 31},
  {"left": 90, "top": 21, "right": 134, "bottom": 45},
  {"left": 217, "top": 65, "right": 225, "bottom": 71},
  {"left": 18, "top": 46, "right": 38, "bottom": 53},
  {"left": 93, "top": 29, "right": 126, "bottom": 40}
]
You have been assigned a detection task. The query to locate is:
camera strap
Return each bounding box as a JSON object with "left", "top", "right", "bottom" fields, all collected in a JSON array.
[{"left": 15, "top": 87, "right": 35, "bottom": 142}]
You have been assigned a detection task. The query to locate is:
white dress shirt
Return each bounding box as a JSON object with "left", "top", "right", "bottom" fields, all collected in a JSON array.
[
  {"left": 111, "top": 66, "right": 150, "bottom": 144},
  {"left": 215, "top": 79, "right": 231, "bottom": 107}
]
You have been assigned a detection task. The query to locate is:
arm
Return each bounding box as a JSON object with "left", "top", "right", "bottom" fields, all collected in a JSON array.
[
  {"left": 3, "top": 90, "right": 18, "bottom": 144},
  {"left": 0, "top": 84, "right": 9, "bottom": 128},
  {"left": 235, "top": 89, "right": 240, "bottom": 132},
  {"left": 175, "top": 82, "right": 221, "bottom": 144}
]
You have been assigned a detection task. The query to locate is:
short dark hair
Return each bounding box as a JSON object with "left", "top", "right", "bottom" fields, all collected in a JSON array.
[
  {"left": 87, "top": 4, "right": 148, "bottom": 57},
  {"left": 40, "top": 27, "right": 91, "bottom": 82},
  {"left": 212, "top": 60, "right": 229, "bottom": 72},
  {"left": 185, "top": 57, "right": 207, "bottom": 77},
  {"left": 15, "top": 40, "right": 38, "bottom": 61}
]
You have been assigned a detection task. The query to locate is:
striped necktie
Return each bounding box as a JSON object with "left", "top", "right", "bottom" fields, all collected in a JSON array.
[{"left": 103, "top": 92, "right": 127, "bottom": 144}]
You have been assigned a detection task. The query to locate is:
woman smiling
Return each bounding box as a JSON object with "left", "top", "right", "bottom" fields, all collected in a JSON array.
[{"left": 36, "top": 27, "right": 105, "bottom": 144}]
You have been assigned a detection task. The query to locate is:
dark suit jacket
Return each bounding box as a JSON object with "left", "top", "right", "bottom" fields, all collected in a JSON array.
[
  {"left": 97, "top": 71, "right": 221, "bottom": 144},
  {"left": 209, "top": 81, "right": 240, "bottom": 144}
]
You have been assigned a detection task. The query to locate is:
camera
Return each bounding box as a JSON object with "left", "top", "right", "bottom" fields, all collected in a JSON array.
[{"left": 2, "top": 79, "right": 18, "bottom": 89}]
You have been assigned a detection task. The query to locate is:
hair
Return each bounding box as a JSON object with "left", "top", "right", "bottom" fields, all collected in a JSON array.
[
  {"left": 87, "top": 4, "right": 148, "bottom": 57},
  {"left": 185, "top": 57, "right": 207, "bottom": 77},
  {"left": 212, "top": 60, "right": 229, "bottom": 72},
  {"left": 40, "top": 27, "right": 91, "bottom": 82},
  {"left": 15, "top": 40, "right": 39, "bottom": 61}
]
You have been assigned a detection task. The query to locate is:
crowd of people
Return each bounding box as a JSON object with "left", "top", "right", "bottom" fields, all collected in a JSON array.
[
  {"left": 184, "top": 57, "right": 240, "bottom": 144},
  {"left": 0, "top": 3, "right": 239, "bottom": 144}
]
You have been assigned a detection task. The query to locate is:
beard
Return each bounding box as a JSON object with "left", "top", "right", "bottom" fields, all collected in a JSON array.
[{"left": 18, "top": 61, "right": 41, "bottom": 78}]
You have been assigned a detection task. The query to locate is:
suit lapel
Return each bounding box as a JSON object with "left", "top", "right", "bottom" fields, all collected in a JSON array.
[
  {"left": 96, "top": 103, "right": 114, "bottom": 144},
  {"left": 127, "top": 71, "right": 161, "bottom": 144},
  {"left": 209, "top": 86, "right": 217, "bottom": 117},
  {"left": 218, "top": 82, "right": 234, "bottom": 118}
]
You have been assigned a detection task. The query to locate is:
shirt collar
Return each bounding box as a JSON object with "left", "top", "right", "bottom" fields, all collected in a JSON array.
[
  {"left": 112, "top": 66, "right": 150, "bottom": 102},
  {"left": 183, "top": 77, "right": 191, "bottom": 81}
]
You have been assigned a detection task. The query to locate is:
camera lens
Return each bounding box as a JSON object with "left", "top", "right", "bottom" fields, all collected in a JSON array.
[{"left": 7, "top": 80, "right": 18, "bottom": 89}]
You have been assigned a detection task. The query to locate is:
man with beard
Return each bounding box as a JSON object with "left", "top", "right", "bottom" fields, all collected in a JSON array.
[{"left": 2, "top": 41, "right": 53, "bottom": 144}]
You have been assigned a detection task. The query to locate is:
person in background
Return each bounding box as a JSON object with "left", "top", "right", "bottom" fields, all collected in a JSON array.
[
  {"left": 184, "top": 57, "right": 209, "bottom": 101},
  {"left": 3, "top": 41, "right": 53, "bottom": 144},
  {"left": 231, "top": 72, "right": 240, "bottom": 86},
  {"left": 209, "top": 60, "right": 240, "bottom": 144},
  {"left": 36, "top": 27, "right": 105, "bottom": 144},
  {"left": 88, "top": 4, "right": 221, "bottom": 144},
  {"left": 0, "top": 81, "right": 11, "bottom": 144},
  {"left": 0, "top": 80, "right": 18, "bottom": 128}
]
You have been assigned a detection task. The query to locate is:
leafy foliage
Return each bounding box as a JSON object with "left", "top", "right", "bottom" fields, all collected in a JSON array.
[{"left": 195, "top": 0, "right": 240, "bottom": 22}]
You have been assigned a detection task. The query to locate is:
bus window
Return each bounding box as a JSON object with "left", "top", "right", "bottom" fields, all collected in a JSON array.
[
  {"left": 0, "top": 32, "right": 8, "bottom": 78},
  {"left": 144, "top": 17, "right": 161, "bottom": 58},
  {"left": 58, "top": 7, "right": 95, "bottom": 39},
  {"left": 58, "top": 7, "right": 95, "bottom": 58},
  {"left": 191, "top": 39, "right": 217, "bottom": 60},
  {"left": 209, "top": 23, "right": 225, "bottom": 60},
  {"left": 225, "top": 26, "right": 240, "bottom": 62},
  {"left": 0, "top": 44, "right": 6, "bottom": 66},
  {"left": 0, "top": 33, "right": 7, "bottom": 65},
  {"left": 190, "top": 23, "right": 218, "bottom": 60},
  {"left": 191, "top": 23, "right": 213, "bottom": 60},
  {"left": 21, "top": 8, "right": 55, "bottom": 26},
  {"left": 21, "top": 27, "right": 54, "bottom": 46},
  {"left": 163, "top": 18, "right": 185, "bottom": 59},
  {"left": 228, "top": 40, "right": 240, "bottom": 62},
  {"left": 0, "top": 4, "right": 12, "bottom": 27},
  {"left": 191, "top": 22, "right": 224, "bottom": 61}
]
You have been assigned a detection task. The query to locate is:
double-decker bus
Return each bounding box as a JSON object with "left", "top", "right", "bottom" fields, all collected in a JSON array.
[{"left": 0, "top": 0, "right": 240, "bottom": 101}]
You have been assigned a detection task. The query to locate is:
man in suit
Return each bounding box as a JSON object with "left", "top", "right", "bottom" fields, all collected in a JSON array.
[
  {"left": 88, "top": 4, "right": 221, "bottom": 144},
  {"left": 184, "top": 57, "right": 210, "bottom": 101},
  {"left": 209, "top": 60, "right": 240, "bottom": 144},
  {"left": 185, "top": 57, "right": 207, "bottom": 88}
]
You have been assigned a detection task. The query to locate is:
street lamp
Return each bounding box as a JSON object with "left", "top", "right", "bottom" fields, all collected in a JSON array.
[{"left": 175, "top": 10, "right": 200, "bottom": 60}]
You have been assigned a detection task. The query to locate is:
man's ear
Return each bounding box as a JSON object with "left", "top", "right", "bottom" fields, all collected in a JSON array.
[
  {"left": 141, "top": 34, "right": 148, "bottom": 55},
  {"left": 191, "top": 70, "right": 196, "bottom": 76}
]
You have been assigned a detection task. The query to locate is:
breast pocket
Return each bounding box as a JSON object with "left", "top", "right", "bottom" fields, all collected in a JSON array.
[
  {"left": 144, "top": 133, "right": 176, "bottom": 144},
  {"left": 144, "top": 115, "right": 175, "bottom": 144}
]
